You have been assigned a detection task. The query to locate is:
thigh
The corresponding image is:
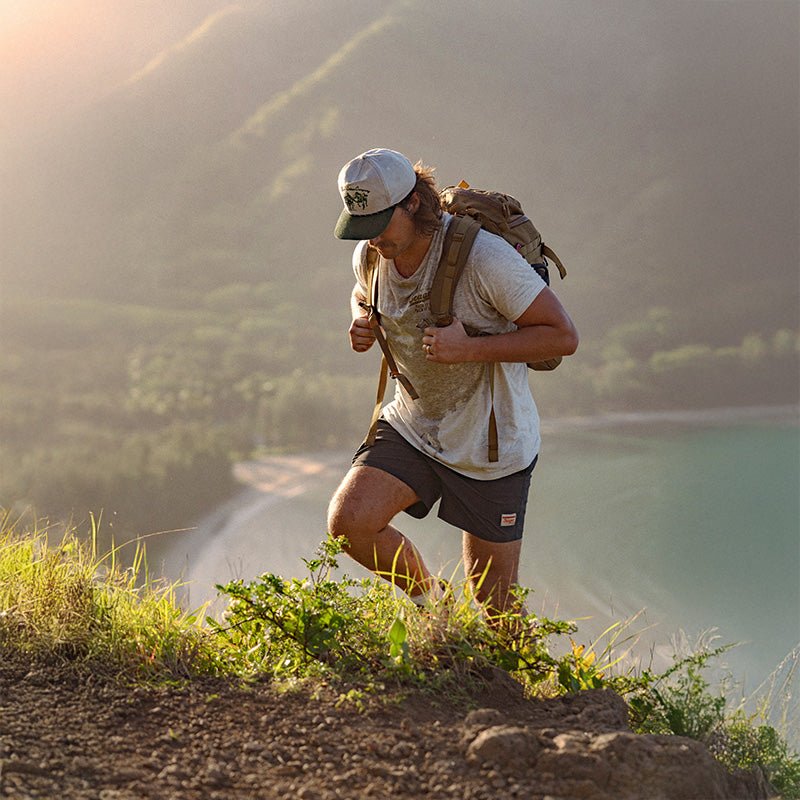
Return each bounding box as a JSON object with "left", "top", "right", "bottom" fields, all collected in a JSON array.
[
  {"left": 351, "top": 421, "right": 442, "bottom": 517},
  {"left": 328, "top": 465, "right": 420, "bottom": 536}
]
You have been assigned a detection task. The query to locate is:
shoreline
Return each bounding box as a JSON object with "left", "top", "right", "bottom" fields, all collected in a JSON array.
[{"left": 539, "top": 403, "right": 799, "bottom": 434}]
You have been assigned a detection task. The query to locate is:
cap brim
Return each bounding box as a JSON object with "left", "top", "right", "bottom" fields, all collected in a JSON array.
[{"left": 334, "top": 205, "right": 395, "bottom": 240}]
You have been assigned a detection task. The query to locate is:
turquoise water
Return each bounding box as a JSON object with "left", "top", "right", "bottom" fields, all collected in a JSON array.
[{"left": 523, "top": 418, "right": 799, "bottom": 695}]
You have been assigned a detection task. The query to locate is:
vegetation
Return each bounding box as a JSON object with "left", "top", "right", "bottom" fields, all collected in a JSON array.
[
  {"left": 211, "top": 535, "right": 574, "bottom": 697},
  {"left": 1, "top": 515, "right": 797, "bottom": 794},
  {"left": 0, "top": 513, "right": 221, "bottom": 682},
  {"left": 2, "top": 288, "right": 797, "bottom": 543},
  {"left": 629, "top": 645, "right": 800, "bottom": 798}
]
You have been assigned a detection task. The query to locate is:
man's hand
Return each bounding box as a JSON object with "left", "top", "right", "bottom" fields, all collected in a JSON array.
[
  {"left": 423, "top": 289, "right": 579, "bottom": 365},
  {"left": 350, "top": 315, "right": 376, "bottom": 352},
  {"left": 422, "top": 318, "right": 472, "bottom": 363}
]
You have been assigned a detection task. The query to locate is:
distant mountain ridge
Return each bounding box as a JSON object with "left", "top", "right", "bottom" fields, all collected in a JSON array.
[{"left": 2, "top": 0, "right": 797, "bottom": 343}]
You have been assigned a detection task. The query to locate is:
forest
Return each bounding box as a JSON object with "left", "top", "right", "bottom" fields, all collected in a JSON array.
[{"left": 2, "top": 284, "right": 796, "bottom": 544}]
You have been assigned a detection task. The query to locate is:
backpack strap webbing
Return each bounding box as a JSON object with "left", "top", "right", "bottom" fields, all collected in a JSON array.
[
  {"left": 487, "top": 365, "right": 499, "bottom": 462},
  {"left": 429, "top": 214, "right": 481, "bottom": 326},
  {"left": 542, "top": 244, "right": 567, "bottom": 280},
  {"left": 362, "top": 246, "right": 419, "bottom": 446}
]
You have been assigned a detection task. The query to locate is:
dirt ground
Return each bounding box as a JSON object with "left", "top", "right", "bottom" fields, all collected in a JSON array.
[{"left": 0, "top": 656, "right": 771, "bottom": 800}]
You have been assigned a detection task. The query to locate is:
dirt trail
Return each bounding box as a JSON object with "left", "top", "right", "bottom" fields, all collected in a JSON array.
[{"left": 0, "top": 657, "right": 772, "bottom": 800}]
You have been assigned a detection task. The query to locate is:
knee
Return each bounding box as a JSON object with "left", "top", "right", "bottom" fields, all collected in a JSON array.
[
  {"left": 326, "top": 491, "right": 349, "bottom": 540},
  {"left": 326, "top": 486, "right": 370, "bottom": 549}
]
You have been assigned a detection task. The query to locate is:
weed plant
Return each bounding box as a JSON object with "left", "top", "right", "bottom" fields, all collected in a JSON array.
[
  {"left": 627, "top": 641, "right": 800, "bottom": 797},
  {"left": 211, "top": 535, "right": 575, "bottom": 698}
]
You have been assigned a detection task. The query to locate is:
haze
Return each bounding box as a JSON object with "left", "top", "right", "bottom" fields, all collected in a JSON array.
[{"left": 0, "top": 0, "right": 797, "bottom": 534}]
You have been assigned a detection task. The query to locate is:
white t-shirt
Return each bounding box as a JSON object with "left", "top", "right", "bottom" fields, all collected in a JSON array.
[{"left": 353, "top": 213, "right": 546, "bottom": 480}]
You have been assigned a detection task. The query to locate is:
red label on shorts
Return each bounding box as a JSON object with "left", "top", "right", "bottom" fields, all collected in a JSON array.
[{"left": 500, "top": 513, "right": 517, "bottom": 527}]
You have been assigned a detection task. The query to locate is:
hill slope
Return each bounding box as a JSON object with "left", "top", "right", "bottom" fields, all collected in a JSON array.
[{"left": 2, "top": 0, "right": 797, "bottom": 342}]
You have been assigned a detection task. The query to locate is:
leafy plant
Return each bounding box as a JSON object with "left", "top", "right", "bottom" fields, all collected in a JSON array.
[
  {"left": 628, "top": 644, "right": 731, "bottom": 739},
  {"left": 212, "top": 536, "right": 574, "bottom": 695},
  {"left": 387, "top": 612, "right": 410, "bottom": 664},
  {"left": 709, "top": 716, "right": 800, "bottom": 798},
  {"left": 559, "top": 641, "right": 606, "bottom": 692},
  {"left": 211, "top": 536, "right": 397, "bottom": 681}
]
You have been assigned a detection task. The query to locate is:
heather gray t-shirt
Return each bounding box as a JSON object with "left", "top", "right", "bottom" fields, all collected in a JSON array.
[{"left": 352, "top": 213, "right": 546, "bottom": 480}]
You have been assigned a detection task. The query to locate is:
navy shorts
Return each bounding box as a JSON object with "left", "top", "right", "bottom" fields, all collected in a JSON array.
[{"left": 351, "top": 420, "right": 537, "bottom": 543}]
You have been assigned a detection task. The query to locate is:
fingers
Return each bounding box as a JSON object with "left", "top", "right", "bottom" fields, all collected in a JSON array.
[
  {"left": 421, "top": 329, "right": 435, "bottom": 359},
  {"left": 350, "top": 317, "right": 375, "bottom": 352},
  {"left": 422, "top": 318, "right": 466, "bottom": 363}
]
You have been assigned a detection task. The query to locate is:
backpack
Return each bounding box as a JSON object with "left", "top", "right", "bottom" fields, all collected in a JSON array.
[
  {"left": 433, "top": 181, "right": 567, "bottom": 371},
  {"left": 360, "top": 181, "right": 567, "bottom": 461}
]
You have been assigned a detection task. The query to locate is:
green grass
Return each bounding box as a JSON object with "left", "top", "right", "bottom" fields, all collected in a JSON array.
[
  {"left": 1, "top": 512, "right": 797, "bottom": 796},
  {"left": 0, "top": 511, "right": 222, "bottom": 681}
]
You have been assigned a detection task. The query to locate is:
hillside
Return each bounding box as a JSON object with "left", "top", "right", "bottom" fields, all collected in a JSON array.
[
  {"left": 2, "top": 0, "right": 797, "bottom": 338},
  {"left": 0, "top": 515, "right": 794, "bottom": 799}
]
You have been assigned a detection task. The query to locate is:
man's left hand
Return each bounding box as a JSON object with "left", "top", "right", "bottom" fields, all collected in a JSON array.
[{"left": 422, "top": 319, "right": 472, "bottom": 363}]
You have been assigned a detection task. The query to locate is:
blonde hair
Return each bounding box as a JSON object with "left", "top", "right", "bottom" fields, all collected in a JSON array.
[{"left": 398, "top": 161, "right": 443, "bottom": 237}]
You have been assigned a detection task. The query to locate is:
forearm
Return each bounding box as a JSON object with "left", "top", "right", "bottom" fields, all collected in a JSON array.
[
  {"left": 422, "top": 287, "right": 579, "bottom": 365},
  {"left": 462, "top": 323, "right": 578, "bottom": 364}
]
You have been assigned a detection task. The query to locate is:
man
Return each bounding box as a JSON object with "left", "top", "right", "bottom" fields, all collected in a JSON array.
[{"left": 327, "top": 148, "right": 578, "bottom": 618}]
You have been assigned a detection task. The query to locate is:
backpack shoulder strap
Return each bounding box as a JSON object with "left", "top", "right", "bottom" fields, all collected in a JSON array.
[
  {"left": 360, "top": 245, "right": 419, "bottom": 447},
  {"left": 365, "top": 244, "right": 380, "bottom": 310},
  {"left": 429, "top": 214, "right": 481, "bottom": 327},
  {"left": 429, "top": 215, "right": 499, "bottom": 462}
]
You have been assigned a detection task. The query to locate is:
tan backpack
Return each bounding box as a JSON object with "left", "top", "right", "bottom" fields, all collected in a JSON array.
[
  {"left": 433, "top": 181, "right": 567, "bottom": 371},
  {"left": 360, "top": 181, "right": 567, "bottom": 461}
]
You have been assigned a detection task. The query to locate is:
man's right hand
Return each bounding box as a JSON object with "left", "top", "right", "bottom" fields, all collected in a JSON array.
[{"left": 349, "top": 316, "right": 376, "bottom": 352}]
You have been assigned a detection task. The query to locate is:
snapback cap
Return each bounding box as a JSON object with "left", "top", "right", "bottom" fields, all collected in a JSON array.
[{"left": 334, "top": 148, "right": 417, "bottom": 240}]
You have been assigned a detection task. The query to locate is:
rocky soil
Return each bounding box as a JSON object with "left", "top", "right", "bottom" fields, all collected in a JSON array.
[{"left": 0, "top": 658, "right": 775, "bottom": 800}]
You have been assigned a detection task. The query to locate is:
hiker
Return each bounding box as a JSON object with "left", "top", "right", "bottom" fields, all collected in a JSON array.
[{"left": 326, "top": 148, "right": 578, "bottom": 618}]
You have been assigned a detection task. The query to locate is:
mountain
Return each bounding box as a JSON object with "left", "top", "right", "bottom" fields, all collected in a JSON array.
[{"left": 2, "top": 0, "right": 798, "bottom": 342}]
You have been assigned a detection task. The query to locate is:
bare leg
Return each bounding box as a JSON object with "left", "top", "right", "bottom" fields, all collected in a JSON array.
[
  {"left": 462, "top": 531, "right": 524, "bottom": 619},
  {"left": 327, "top": 465, "right": 436, "bottom": 596}
]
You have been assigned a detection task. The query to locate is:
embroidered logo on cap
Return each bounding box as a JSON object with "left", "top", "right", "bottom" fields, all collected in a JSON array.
[
  {"left": 344, "top": 186, "right": 370, "bottom": 211},
  {"left": 500, "top": 513, "right": 517, "bottom": 527}
]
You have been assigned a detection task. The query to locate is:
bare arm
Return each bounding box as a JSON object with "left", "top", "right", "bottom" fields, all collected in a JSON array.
[{"left": 421, "top": 287, "right": 578, "bottom": 364}]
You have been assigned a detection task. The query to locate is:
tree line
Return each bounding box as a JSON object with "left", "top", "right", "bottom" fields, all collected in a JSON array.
[{"left": 2, "top": 291, "right": 797, "bottom": 547}]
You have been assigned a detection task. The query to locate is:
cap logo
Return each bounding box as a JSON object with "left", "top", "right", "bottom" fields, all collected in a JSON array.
[{"left": 343, "top": 185, "right": 370, "bottom": 211}]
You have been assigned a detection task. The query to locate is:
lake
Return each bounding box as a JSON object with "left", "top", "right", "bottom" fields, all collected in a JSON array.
[{"left": 157, "top": 406, "right": 798, "bottom": 725}]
